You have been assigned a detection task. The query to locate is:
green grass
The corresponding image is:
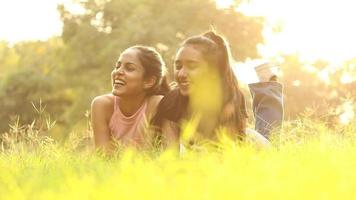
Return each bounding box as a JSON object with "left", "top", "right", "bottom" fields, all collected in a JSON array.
[{"left": 0, "top": 118, "right": 356, "bottom": 200}]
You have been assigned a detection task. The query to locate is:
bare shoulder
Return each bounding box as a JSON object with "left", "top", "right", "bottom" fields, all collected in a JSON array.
[
  {"left": 91, "top": 94, "right": 115, "bottom": 119},
  {"left": 92, "top": 94, "right": 114, "bottom": 108},
  {"left": 145, "top": 95, "right": 164, "bottom": 119},
  {"left": 147, "top": 95, "right": 164, "bottom": 107}
]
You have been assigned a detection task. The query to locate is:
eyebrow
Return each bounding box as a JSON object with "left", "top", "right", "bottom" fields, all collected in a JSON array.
[
  {"left": 175, "top": 60, "right": 199, "bottom": 64},
  {"left": 116, "top": 61, "right": 137, "bottom": 66}
]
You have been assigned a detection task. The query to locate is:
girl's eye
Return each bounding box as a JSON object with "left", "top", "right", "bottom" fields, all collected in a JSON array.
[
  {"left": 125, "top": 65, "right": 135, "bottom": 71},
  {"left": 114, "top": 62, "right": 121, "bottom": 70},
  {"left": 187, "top": 63, "right": 199, "bottom": 70},
  {"left": 175, "top": 64, "right": 182, "bottom": 70}
]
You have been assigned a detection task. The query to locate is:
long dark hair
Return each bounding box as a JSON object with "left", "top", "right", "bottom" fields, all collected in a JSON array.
[
  {"left": 181, "top": 31, "right": 247, "bottom": 136},
  {"left": 130, "top": 45, "right": 170, "bottom": 96}
]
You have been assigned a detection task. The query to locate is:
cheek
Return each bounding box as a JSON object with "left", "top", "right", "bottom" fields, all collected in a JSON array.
[
  {"left": 174, "top": 70, "right": 179, "bottom": 80},
  {"left": 175, "top": 69, "right": 190, "bottom": 79},
  {"left": 111, "top": 71, "right": 115, "bottom": 82},
  {"left": 127, "top": 72, "right": 145, "bottom": 85},
  {"left": 192, "top": 67, "right": 206, "bottom": 78}
]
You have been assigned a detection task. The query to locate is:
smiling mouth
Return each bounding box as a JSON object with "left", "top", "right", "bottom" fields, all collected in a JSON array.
[
  {"left": 113, "top": 79, "right": 126, "bottom": 87},
  {"left": 178, "top": 81, "right": 189, "bottom": 87}
]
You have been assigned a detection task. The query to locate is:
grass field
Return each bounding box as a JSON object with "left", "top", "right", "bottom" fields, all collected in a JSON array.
[{"left": 1, "top": 118, "right": 355, "bottom": 200}]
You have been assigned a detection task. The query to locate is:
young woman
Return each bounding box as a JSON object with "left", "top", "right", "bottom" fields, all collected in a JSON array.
[
  {"left": 152, "top": 31, "right": 250, "bottom": 147},
  {"left": 91, "top": 45, "right": 169, "bottom": 152},
  {"left": 151, "top": 30, "right": 285, "bottom": 149}
]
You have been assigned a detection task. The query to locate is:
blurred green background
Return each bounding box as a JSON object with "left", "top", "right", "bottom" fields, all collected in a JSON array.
[{"left": 0, "top": 0, "right": 354, "bottom": 139}]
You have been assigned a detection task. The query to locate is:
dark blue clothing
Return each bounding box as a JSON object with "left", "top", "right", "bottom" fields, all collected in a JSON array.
[{"left": 248, "top": 82, "right": 284, "bottom": 138}]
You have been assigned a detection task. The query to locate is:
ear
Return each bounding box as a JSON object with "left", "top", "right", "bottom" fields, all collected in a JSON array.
[{"left": 143, "top": 76, "right": 157, "bottom": 90}]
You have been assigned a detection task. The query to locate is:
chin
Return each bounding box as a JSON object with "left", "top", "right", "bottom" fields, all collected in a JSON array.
[
  {"left": 112, "top": 89, "right": 122, "bottom": 97},
  {"left": 179, "top": 88, "right": 189, "bottom": 96}
]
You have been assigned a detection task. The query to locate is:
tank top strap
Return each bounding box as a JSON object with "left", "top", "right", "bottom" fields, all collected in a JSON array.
[
  {"left": 113, "top": 97, "right": 148, "bottom": 122},
  {"left": 113, "top": 95, "right": 119, "bottom": 111}
]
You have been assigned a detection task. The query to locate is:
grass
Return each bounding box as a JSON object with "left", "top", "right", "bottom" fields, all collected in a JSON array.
[{"left": 0, "top": 117, "right": 356, "bottom": 200}]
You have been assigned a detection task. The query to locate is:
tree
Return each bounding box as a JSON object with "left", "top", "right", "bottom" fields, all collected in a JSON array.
[
  {"left": 0, "top": 68, "right": 72, "bottom": 133},
  {"left": 56, "top": 0, "right": 265, "bottom": 126}
]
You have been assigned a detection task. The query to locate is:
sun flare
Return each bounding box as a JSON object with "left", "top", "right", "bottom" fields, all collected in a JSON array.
[
  {"left": 215, "top": 0, "right": 234, "bottom": 9},
  {"left": 235, "top": 0, "right": 356, "bottom": 63},
  {"left": 216, "top": 0, "right": 356, "bottom": 84}
]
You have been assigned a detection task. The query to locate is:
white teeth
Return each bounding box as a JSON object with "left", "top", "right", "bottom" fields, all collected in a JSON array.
[
  {"left": 114, "top": 79, "right": 125, "bottom": 85},
  {"left": 179, "top": 82, "right": 189, "bottom": 86}
]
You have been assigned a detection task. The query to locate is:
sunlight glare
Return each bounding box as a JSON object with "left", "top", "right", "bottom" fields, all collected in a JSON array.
[
  {"left": 339, "top": 101, "right": 355, "bottom": 125},
  {"left": 292, "top": 80, "right": 301, "bottom": 87},
  {"left": 340, "top": 74, "right": 353, "bottom": 84},
  {"left": 233, "top": 60, "right": 261, "bottom": 84},
  {"left": 215, "top": 0, "right": 234, "bottom": 9},
  {"left": 0, "top": 0, "right": 84, "bottom": 44},
  {"left": 0, "top": 0, "right": 62, "bottom": 43},
  {"left": 238, "top": 0, "right": 356, "bottom": 63},
  {"left": 317, "top": 70, "right": 330, "bottom": 84}
]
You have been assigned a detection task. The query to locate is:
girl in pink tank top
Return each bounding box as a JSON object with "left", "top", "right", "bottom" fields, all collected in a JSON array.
[
  {"left": 91, "top": 46, "right": 169, "bottom": 152},
  {"left": 109, "top": 96, "right": 148, "bottom": 146}
]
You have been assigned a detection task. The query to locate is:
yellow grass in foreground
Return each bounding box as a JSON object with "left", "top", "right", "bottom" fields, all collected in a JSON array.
[{"left": 0, "top": 119, "right": 355, "bottom": 200}]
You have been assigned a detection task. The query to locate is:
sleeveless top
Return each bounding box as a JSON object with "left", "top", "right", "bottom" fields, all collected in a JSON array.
[
  {"left": 151, "top": 89, "right": 189, "bottom": 127},
  {"left": 151, "top": 88, "right": 247, "bottom": 140},
  {"left": 109, "top": 96, "right": 148, "bottom": 146}
]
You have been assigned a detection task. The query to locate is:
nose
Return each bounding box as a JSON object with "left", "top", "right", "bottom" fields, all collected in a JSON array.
[
  {"left": 113, "top": 67, "right": 124, "bottom": 76},
  {"left": 177, "top": 66, "right": 188, "bottom": 79}
]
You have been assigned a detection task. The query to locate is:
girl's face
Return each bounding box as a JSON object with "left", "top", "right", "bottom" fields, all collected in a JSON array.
[
  {"left": 111, "top": 48, "right": 147, "bottom": 97},
  {"left": 174, "top": 45, "right": 209, "bottom": 96}
]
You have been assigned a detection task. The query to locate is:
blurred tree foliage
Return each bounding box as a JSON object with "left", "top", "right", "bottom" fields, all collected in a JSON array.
[
  {"left": 0, "top": 68, "right": 72, "bottom": 132},
  {"left": 0, "top": 0, "right": 264, "bottom": 135},
  {"left": 56, "top": 0, "right": 265, "bottom": 132},
  {"left": 0, "top": 39, "right": 72, "bottom": 133},
  {"left": 1, "top": 0, "right": 354, "bottom": 135},
  {"left": 281, "top": 55, "right": 356, "bottom": 123},
  {"left": 0, "top": 41, "right": 20, "bottom": 77}
]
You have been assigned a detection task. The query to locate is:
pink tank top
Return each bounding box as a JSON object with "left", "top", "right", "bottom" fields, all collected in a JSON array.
[{"left": 109, "top": 96, "right": 148, "bottom": 146}]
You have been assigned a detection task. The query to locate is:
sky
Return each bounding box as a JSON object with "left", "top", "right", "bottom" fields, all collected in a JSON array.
[
  {"left": 237, "top": 0, "right": 356, "bottom": 64},
  {"left": 0, "top": 0, "right": 63, "bottom": 43},
  {"left": 0, "top": 0, "right": 83, "bottom": 43},
  {"left": 1, "top": 0, "right": 356, "bottom": 64}
]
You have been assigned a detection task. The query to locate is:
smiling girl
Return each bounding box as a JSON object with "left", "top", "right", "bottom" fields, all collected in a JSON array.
[
  {"left": 152, "top": 31, "right": 282, "bottom": 148},
  {"left": 91, "top": 46, "right": 169, "bottom": 152},
  {"left": 152, "top": 31, "right": 248, "bottom": 147}
]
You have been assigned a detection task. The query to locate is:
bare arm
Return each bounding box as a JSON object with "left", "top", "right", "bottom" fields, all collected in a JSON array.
[
  {"left": 91, "top": 95, "right": 114, "bottom": 152},
  {"left": 145, "top": 95, "right": 164, "bottom": 121}
]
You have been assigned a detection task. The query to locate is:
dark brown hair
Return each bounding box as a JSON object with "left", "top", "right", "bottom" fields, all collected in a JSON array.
[
  {"left": 130, "top": 45, "right": 170, "bottom": 96},
  {"left": 181, "top": 31, "right": 247, "bottom": 136}
]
